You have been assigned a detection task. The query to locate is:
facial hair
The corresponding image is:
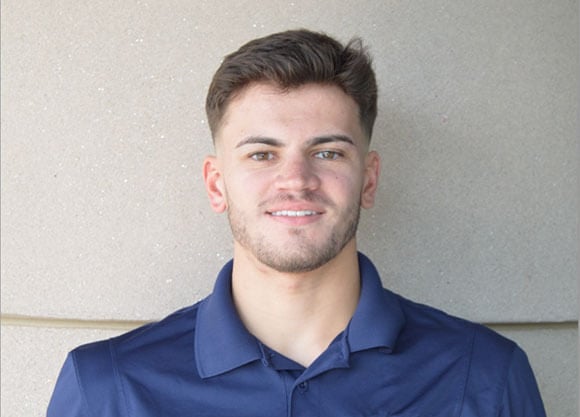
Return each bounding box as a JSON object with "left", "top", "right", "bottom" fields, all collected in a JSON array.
[{"left": 226, "top": 192, "right": 361, "bottom": 273}]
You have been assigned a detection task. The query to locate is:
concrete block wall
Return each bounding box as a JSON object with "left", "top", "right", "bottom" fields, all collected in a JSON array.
[{"left": 1, "top": 1, "right": 577, "bottom": 416}]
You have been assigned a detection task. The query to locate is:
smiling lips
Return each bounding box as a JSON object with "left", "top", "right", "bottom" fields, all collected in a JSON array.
[
  {"left": 264, "top": 195, "right": 328, "bottom": 223},
  {"left": 270, "top": 210, "right": 319, "bottom": 217},
  {"left": 266, "top": 208, "right": 324, "bottom": 226}
]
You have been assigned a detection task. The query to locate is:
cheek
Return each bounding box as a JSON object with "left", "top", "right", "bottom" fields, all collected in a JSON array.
[
  {"left": 224, "top": 169, "right": 270, "bottom": 199},
  {"left": 325, "top": 171, "right": 361, "bottom": 199}
]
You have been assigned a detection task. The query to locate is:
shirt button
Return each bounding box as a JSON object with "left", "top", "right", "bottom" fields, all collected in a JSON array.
[{"left": 297, "top": 381, "right": 308, "bottom": 393}]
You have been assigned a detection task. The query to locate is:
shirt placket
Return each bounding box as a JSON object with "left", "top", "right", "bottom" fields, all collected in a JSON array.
[{"left": 285, "top": 375, "right": 319, "bottom": 417}]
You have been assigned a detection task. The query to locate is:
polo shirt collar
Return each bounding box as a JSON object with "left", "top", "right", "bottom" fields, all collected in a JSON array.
[
  {"left": 195, "top": 260, "right": 263, "bottom": 378},
  {"left": 347, "top": 252, "right": 405, "bottom": 354},
  {"left": 195, "top": 253, "right": 405, "bottom": 378}
]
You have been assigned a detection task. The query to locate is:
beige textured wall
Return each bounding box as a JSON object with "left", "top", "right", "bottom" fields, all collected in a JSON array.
[{"left": 1, "top": 1, "right": 577, "bottom": 416}]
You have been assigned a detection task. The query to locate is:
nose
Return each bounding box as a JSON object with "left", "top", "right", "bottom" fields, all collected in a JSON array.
[{"left": 275, "top": 154, "right": 320, "bottom": 192}]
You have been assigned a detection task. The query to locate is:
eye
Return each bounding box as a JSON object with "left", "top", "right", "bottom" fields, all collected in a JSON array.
[
  {"left": 250, "top": 151, "right": 274, "bottom": 161},
  {"left": 314, "top": 150, "right": 342, "bottom": 160}
]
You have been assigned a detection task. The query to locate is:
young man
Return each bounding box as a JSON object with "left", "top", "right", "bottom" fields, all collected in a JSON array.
[{"left": 48, "top": 29, "right": 546, "bottom": 416}]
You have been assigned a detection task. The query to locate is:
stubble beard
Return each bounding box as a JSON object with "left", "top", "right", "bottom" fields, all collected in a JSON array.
[{"left": 227, "top": 194, "right": 361, "bottom": 273}]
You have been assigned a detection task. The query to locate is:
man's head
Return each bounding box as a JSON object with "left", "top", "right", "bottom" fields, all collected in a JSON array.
[
  {"left": 205, "top": 29, "right": 378, "bottom": 141},
  {"left": 203, "top": 30, "right": 380, "bottom": 274}
]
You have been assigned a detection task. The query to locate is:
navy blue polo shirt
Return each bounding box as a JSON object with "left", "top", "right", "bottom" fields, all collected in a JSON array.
[{"left": 48, "top": 253, "right": 546, "bottom": 417}]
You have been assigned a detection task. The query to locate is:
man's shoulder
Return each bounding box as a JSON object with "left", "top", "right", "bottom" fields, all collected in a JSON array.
[
  {"left": 49, "top": 301, "right": 207, "bottom": 416},
  {"left": 391, "top": 290, "right": 517, "bottom": 359},
  {"left": 72, "top": 300, "right": 204, "bottom": 363}
]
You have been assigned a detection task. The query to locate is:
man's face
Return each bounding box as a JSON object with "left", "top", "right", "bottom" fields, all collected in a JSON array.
[{"left": 204, "top": 82, "right": 379, "bottom": 273}]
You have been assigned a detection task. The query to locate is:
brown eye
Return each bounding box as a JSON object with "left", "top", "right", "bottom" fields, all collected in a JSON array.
[
  {"left": 250, "top": 152, "right": 274, "bottom": 161},
  {"left": 314, "top": 150, "right": 341, "bottom": 160}
]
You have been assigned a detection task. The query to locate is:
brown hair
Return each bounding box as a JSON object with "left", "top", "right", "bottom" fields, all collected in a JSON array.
[{"left": 205, "top": 29, "right": 377, "bottom": 141}]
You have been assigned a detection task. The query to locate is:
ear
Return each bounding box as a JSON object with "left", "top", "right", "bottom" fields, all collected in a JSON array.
[
  {"left": 361, "top": 151, "right": 380, "bottom": 209},
  {"left": 202, "top": 156, "right": 227, "bottom": 213}
]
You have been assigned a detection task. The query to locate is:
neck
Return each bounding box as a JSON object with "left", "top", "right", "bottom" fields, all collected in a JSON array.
[{"left": 231, "top": 241, "right": 361, "bottom": 367}]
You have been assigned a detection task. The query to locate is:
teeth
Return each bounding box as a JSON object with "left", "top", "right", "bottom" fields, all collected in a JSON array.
[{"left": 271, "top": 210, "right": 318, "bottom": 217}]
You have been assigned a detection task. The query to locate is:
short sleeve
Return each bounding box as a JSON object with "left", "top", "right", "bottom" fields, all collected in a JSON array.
[
  {"left": 498, "top": 346, "right": 546, "bottom": 417},
  {"left": 47, "top": 340, "right": 123, "bottom": 417},
  {"left": 47, "top": 353, "right": 88, "bottom": 417}
]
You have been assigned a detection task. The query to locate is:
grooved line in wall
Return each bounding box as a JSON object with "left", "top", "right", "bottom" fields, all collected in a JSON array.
[
  {"left": 1, "top": 314, "right": 577, "bottom": 331},
  {"left": 1, "top": 314, "right": 150, "bottom": 330}
]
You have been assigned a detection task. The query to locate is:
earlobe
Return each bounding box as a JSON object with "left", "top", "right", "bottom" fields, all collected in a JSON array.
[
  {"left": 202, "top": 156, "right": 227, "bottom": 213},
  {"left": 361, "top": 151, "right": 380, "bottom": 209}
]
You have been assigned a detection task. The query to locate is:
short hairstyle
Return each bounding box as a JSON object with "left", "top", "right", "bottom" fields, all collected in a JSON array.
[{"left": 205, "top": 29, "right": 378, "bottom": 141}]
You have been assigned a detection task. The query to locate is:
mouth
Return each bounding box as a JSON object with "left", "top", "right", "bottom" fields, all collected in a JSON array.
[
  {"left": 269, "top": 210, "right": 320, "bottom": 217},
  {"left": 266, "top": 208, "right": 324, "bottom": 226}
]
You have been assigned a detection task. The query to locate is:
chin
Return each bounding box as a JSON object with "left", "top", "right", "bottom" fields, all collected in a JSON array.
[{"left": 255, "top": 243, "right": 344, "bottom": 274}]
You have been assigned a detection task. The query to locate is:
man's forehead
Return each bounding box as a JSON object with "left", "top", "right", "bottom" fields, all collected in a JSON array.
[{"left": 215, "top": 82, "right": 365, "bottom": 144}]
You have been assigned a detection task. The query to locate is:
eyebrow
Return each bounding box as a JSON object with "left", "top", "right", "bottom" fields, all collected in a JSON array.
[
  {"left": 307, "top": 134, "right": 355, "bottom": 147},
  {"left": 235, "top": 134, "right": 355, "bottom": 149},
  {"left": 235, "top": 136, "right": 282, "bottom": 148}
]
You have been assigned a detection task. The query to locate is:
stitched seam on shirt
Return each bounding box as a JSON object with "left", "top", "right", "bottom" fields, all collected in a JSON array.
[
  {"left": 71, "top": 350, "right": 94, "bottom": 417},
  {"left": 455, "top": 324, "right": 477, "bottom": 417},
  {"left": 109, "top": 339, "right": 131, "bottom": 417},
  {"left": 280, "top": 372, "right": 292, "bottom": 417},
  {"left": 494, "top": 344, "right": 517, "bottom": 417},
  {"left": 194, "top": 298, "right": 207, "bottom": 377}
]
